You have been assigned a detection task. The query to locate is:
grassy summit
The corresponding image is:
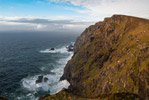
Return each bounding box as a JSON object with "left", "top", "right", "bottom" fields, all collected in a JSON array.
[{"left": 39, "top": 15, "right": 149, "bottom": 100}]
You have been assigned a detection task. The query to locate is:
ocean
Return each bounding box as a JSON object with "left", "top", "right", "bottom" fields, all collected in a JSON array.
[{"left": 0, "top": 31, "right": 78, "bottom": 100}]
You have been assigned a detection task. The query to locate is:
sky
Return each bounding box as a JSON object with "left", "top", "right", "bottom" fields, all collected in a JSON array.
[{"left": 0, "top": 0, "right": 149, "bottom": 31}]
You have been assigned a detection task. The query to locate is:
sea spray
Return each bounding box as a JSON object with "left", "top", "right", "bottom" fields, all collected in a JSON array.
[
  {"left": 21, "top": 46, "right": 73, "bottom": 99},
  {"left": 40, "top": 46, "right": 71, "bottom": 54}
]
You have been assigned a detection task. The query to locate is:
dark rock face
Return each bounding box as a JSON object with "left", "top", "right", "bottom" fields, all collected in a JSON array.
[
  {"left": 61, "top": 15, "right": 149, "bottom": 100},
  {"left": 36, "top": 76, "right": 43, "bottom": 84},
  {"left": 50, "top": 48, "right": 55, "bottom": 51}
]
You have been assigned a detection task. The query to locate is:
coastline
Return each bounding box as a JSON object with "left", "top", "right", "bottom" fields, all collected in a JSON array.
[{"left": 39, "top": 15, "right": 149, "bottom": 100}]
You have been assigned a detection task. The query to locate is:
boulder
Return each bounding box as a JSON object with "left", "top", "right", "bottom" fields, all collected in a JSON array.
[
  {"left": 44, "top": 77, "right": 48, "bottom": 82},
  {"left": 35, "top": 75, "right": 43, "bottom": 84},
  {"left": 67, "top": 44, "right": 74, "bottom": 52},
  {"left": 50, "top": 48, "right": 55, "bottom": 51}
]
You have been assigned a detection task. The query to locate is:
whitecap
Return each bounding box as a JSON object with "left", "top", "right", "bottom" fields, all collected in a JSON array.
[
  {"left": 40, "top": 46, "right": 70, "bottom": 54},
  {"left": 21, "top": 48, "right": 73, "bottom": 99},
  {"left": 22, "top": 75, "right": 51, "bottom": 92}
]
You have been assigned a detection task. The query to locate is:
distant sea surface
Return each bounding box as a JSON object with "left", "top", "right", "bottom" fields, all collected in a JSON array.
[{"left": 0, "top": 31, "right": 78, "bottom": 100}]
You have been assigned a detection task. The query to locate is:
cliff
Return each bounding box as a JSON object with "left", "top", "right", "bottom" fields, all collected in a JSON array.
[{"left": 39, "top": 15, "right": 149, "bottom": 100}]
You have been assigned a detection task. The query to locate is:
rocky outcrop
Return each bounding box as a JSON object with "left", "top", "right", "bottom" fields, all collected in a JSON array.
[
  {"left": 66, "top": 44, "right": 74, "bottom": 52},
  {"left": 40, "top": 15, "right": 149, "bottom": 100},
  {"left": 36, "top": 76, "right": 44, "bottom": 84},
  {"left": 44, "top": 77, "right": 48, "bottom": 82},
  {"left": 50, "top": 48, "right": 55, "bottom": 51},
  {"left": 35, "top": 76, "right": 49, "bottom": 84}
]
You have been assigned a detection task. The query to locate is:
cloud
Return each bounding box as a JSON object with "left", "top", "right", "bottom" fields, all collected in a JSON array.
[
  {"left": 36, "top": 24, "right": 47, "bottom": 29},
  {"left": 1, "top": 0, "right": 148, "bottom": 32},
  {"left": 0, "top": 17, "right": 93, "bottom": 32},
  {"left": 50, "top": 0, "right": 149, "bottom": 19}
]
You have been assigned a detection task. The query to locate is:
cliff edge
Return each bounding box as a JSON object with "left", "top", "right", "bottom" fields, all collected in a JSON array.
[{"left": 39, "top": 15, "right": 149, "bottom": 100}]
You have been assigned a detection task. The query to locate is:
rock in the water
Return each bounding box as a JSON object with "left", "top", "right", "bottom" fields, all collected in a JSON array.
[
  {"left": 50, "top": 48, "right": 55, "bottom": 51},
  {"left": 36, "top": 75, "right": 43, "bottom": 84},
  {"left": 67, "top": 44, "right": 74, "bottom": 52},
  {"left": 44, "top": 77, "right": 48, "bottom": 82}
]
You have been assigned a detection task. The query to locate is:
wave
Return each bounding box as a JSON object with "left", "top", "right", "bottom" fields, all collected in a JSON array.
[
  {"left": 22, "top": 74, "right": 70, "bottom": 92},
  {"left": 21, "top": 48, "right": 73, "bottom": 100},
  {"left": 40, "top": 46, "right": 70, "bottom": 54}
]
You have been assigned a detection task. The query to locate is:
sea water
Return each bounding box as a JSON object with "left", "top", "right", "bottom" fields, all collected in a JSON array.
[{"left": 0, "top": 31, "right": 78, "bottom": 100}]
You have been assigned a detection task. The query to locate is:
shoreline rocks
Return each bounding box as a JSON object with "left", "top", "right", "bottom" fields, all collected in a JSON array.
[
  {"left": 50, "top": 48, "right": 55, "bottom": 51},
  {"left": 35, "top": 76, "right": 43, "bottom": 84},
  {"left": 66, "top": 44, "right": 74, "bottom": 52},
  {"left": 35, "top": 76, "right": 49, "bottom": 84},
  {"left": 44, "top": 77, "right": 48, "bottom": 82}
]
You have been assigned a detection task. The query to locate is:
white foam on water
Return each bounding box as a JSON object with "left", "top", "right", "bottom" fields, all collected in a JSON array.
[
  {"left": 50, "top": 80, "right": 70, "bottom": 94},
  {"left": 21, "top": 47, "right": 73, "bottom": 100},
  {"left": 22, "top": 75, "right": 51, "bottom": 92},
  {"left": 40, "top": 46, "right": 70, "bottom": 54}
]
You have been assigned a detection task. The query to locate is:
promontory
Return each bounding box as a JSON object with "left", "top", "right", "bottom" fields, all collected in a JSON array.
[{"left": 39, "top": 15, "right": 149, "bottom": 100}]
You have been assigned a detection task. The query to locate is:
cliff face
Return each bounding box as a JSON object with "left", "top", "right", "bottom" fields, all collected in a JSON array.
[
  {"left": 39, "top": 15, "right": 149, "bottom": 100},
  {"left": 60, "top": 15, "right": 149, "bottom": 100}
]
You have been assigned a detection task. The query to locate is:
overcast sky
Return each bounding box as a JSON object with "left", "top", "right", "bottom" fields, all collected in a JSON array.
[{"left": 0, "top": 0, "right": 148, "bottom": 31}]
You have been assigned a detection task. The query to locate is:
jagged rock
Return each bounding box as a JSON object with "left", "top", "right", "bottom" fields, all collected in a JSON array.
[
  {"left": 50, "top": 48, "right": 55, "bottom": 51},
  {"left": 36, "top": 76, "right": 43, "bottom": 84},
  {"left": 67, "top": 44, "right": 74, "bottom": 52},
  {"left": 44, "top": 77, "right": 48, "bottom": 82}
]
